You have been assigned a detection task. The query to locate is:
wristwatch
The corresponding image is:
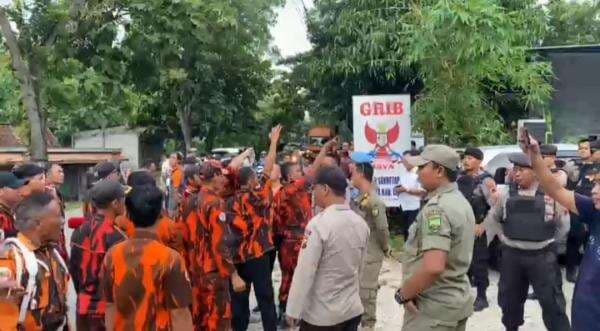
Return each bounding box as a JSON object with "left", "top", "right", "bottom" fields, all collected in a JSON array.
[{"left": 394, "top": 288, "right": 411, "bottom": 305}]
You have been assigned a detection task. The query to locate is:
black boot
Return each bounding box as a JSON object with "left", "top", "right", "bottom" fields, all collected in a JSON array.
[
  {"left": 278, "top": 304, "right": 288, "bottom": 329},
  {"left": 566, "top": 266, "right": 578, "bottom": 283},
  {"left": 473, "top": 296, "right": 489, "bottom": 312}
]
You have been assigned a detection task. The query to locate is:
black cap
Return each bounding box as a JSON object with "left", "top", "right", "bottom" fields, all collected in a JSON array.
[
  {"left": 12, "top": 163, "right": 44, "bottom": 179},
  {"left": 0, "top": 172, "right": 27, "bottom": 189},
  {"left": 464, "top": 147, "right": 484, "bottom": 161},
  {"left": 90, "top": 179, "right": 127, "bottom": 207},
  {"left": 590, "top": 139, "right": 600, "bottom": 152},
  {"left": 314, "top": 166, "right": 348, "bottom": 195},
  {"left": 96, "top": 162, "right": 118, "bottom": 180},
  {"left": 509, "top": 152, "right": 532, "bottom": 168},
  {"left": 540, "top": 144, "right": 558, "bottom": 156}
]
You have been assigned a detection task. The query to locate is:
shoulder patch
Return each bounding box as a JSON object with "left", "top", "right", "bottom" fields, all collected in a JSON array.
[
  {"left": 371, "top": 207, "right": 379, "bottom": 217},
  {"left": 426, "top": 214, "right": 442, "bottom": 233},
  {"left": 218, "top": 212, "right": 227, "bottom": 222}
]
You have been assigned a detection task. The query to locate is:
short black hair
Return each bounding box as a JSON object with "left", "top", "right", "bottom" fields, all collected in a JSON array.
[
  {"left": 184, "top": 164, "right": 200, "bottom": 182},
  {"left": 15, "top": 192, "right": 55, "bottom": 232},
  {"left": 239, "top": 166, "right": 256, "bottom": 187},
  {"left": 13, "top": 163, "right": 44, "bottom": 179},
  {"left": 314, "top": 166, "right": 348, "bottom": 196},
  {"left": 127, "top": 171, "right": 156, "bottom": 187},
  {"left": 126, "top": 185, "right": 163, "bottom": 228},
  {"left": 281, "top": 162, "right": 299, "bottom": 182},
  {"left": 355, "top": 162, "right": 374, "bottom": 182},
  {"left": 579, "top": 138, "right": 590, "bottom": 146},
  {"left": 433, "top": 162, "right": 458, "bottom": 182}
]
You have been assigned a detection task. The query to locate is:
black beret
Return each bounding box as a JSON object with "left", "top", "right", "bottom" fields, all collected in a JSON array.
[
  {"left": 13, "top": 163, "right": 44, "bottom": 179},
  {"left": 540, "top": 144, "right": 558, "bottom": 156},
  {"left": 509, "top": 152, "right": 532, "bottom": 168},
  {"left": 464, "top": 147, "right": 484, "bottom": 161}
]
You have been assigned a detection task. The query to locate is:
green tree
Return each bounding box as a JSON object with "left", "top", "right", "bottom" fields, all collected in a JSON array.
[
  {"left": 298, "top": 0, "right": 553, "bottom": 145},
  {"left": 119, "top": 0, "right": 281, "bottom": 152},
  {"left": 544, "top": 0, "right": 600, "bottom": 46}
]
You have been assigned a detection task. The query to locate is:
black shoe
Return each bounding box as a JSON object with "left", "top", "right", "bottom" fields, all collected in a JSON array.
[
  {"left": 473, "top": 296, "right": 489, "bottom": 312},
  {"left": 566, "top": 267, "right": 578, "bottom": 283},
  {"left": 527, "top": 292, "right": 537, "bottom": 300},
  {"left": 278, "top": 306, "right": 288, "bottom": 328}
]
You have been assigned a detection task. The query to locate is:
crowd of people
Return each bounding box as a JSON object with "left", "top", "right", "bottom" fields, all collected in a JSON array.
[{"left": 0, "top": 126, "right": 599, "bottom": 331}]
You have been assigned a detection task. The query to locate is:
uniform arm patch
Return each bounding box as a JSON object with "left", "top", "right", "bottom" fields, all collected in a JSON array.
[{"left": 426, "top": 215, "right": 442, "bottom": 233}]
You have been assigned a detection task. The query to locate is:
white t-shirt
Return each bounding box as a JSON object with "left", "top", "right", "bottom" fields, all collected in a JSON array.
[{"left": 398, "top": 169, "right": 421, "bottom": 211}]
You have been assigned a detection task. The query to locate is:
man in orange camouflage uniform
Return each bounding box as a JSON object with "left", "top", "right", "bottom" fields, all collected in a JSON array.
[
  {"left": 101, "top": 184, "right": 193, "bottom": 331},
  {"left": 13, "top": 163, "right": 68, "bottom": 261},
  {"left": 272, "top": 139, "right": 335, "bottom": 326},
  {"left": 114, "top": 171, "right": 184, "bottom": 251},
  {"left": 227, "top": 126, "right": 281, "bottom": 331},
  {"left": 178, "top": 164, "right": 202, "bottom": 266},
  {"left": 0, "top": 172, "right": 25, "bottom": 241},
  {"left": 69, "top": 180, "right": 128, "bottom": 330},
  {"left": 0, "top": 193, "right": 69, "bottom": 330},
  {"left": 181, "top": 159, "right": 247, "bottom": 331}
]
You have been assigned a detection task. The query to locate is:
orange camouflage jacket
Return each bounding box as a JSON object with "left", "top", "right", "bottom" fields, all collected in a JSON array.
[
  {"left": 181, "top": 187, "right": 235, "bottom": 278},
  {"left": 100, "top": 230, "right": 192, "bottom": 331},
  {"left": 227, "top": 180, "right": 274, "bottom": 264},
  {"left": 0, "top": 234, "right": 69, "bottom": 331},
  {"left": 272, "top": 177, "right": 312, "bottom": 241}
]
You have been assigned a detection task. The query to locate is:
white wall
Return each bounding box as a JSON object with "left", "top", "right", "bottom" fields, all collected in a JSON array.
[{"left": 73, "top": 129, "right": 141, "bottom": 167}]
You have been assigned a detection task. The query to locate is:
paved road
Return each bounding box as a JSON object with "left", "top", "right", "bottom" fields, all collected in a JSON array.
[{"left": 64, "top": 208, "right": 574, "bottom": 330}]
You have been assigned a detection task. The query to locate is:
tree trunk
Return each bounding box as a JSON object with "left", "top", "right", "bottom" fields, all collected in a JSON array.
[
  {"left": 177, "top": 108, "right": 193, "bottom": 154},
  {"left": 0, "top": 8, "right": 47, "bottom": 161}
]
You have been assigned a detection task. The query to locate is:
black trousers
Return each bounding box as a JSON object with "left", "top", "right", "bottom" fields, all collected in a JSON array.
[
  {"left": 468, "top": 233, "right": 489, "bottom": 298},
  {"left": 231, "top": 254, "right": 278, "bottom": 331},
  {"left": 300, "top": 315, "right": 362, "bottom": 331},
  {"left": 498, "top": 245, "right": 570, "bottom": 331},
  {"left": 566, "top": 213, "right": 589, "bottom": 271}
]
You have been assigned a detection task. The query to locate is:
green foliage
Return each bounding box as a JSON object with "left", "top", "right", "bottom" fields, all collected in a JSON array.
[
  {"left": 300, "top": 0, "right": 554, "bottom": 146},
  {"left": 545, "top": 0, "right": 600, "bottom": 46},
  {"left": 403, "top": 0, "right": 553, "bottom": 145}
]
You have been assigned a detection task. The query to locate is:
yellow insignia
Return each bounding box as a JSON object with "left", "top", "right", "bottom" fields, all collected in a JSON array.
[{"left": 372, "top": 208, "right": 379, "bottom": 217}]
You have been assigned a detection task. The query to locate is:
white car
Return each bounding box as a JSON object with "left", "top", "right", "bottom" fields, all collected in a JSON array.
[{"left": 480, "top": 144, "right": 579, "bottom": 175}]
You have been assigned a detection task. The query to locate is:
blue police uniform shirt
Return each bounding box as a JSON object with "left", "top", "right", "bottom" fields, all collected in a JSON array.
[{"left": 572, "top": 193, "right": 600, "bottom": 331}]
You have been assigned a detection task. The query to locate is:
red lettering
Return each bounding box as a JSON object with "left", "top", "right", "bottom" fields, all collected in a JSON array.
[
  {"left": 373, "top": 102, "right": 384, "bottom": 115},
  {"left": 360, "top": 103, "right": 371, "bottom": 116},
  {"left": 392, "top": 102, "right": 403, "bottom": 115},
  {"left": 360, "top": 101, "right": 404, "bottom": 116}
]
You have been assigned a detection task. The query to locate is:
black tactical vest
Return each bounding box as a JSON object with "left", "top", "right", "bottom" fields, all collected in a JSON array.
[
  {"left": 503, "top": 184, "right": 555, "bottom": 242},
  {"left": 457, "top": 172, "right": 491, "bottom": 223},
  {"left": 575, "top": 162, "right": 600, "bottom": 197}
]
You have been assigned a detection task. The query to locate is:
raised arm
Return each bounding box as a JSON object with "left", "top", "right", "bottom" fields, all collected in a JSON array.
[
  {"left": 230, "top": 148, "right": 254, "bottom": 171},
  {"left": 310, "top": 138, "right": 338, "bottom": 177},
  {"left": 263, "top": 125, "right": 282, "bottom": 177},
  {"left": 521, "top": 129, "right": 578, "bottom": 214}
]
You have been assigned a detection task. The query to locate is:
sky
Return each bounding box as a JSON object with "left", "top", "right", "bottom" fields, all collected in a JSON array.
[{"left": 270, "top": 0, "right": 314, "bottom": 58}]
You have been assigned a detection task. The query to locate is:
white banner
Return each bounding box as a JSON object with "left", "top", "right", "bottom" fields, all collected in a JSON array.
[{"left": 352, "top": 95, "right": 413, "bottom": 207}]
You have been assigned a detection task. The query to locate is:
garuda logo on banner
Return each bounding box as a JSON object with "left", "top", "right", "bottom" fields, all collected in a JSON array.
[{"left": 352, "top": 95, "right": 412, "bottom": 207}]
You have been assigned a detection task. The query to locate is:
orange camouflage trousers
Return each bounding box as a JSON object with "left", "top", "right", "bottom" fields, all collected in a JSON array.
[
  {"left": 192, "top": 272, "right": 231, "bottom": 331},
  {"left": 277, "top": 238, "right": 302, "bottom": 307}
]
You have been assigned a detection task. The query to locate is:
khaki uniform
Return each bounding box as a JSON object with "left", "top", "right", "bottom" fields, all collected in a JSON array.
[
  {"left": 351, "top": 191, "right": 389, "bottom": 328},
  {"left": 401, "top": 183, "right": 475, "bottom": 331},
  {"left": 286, "top": 204, "right": 369, "bottom": 327}
]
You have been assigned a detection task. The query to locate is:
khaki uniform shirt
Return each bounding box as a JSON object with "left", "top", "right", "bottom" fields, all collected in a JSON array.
[
  {"left": 351, "top": 191, "right": 390, "bottom": 262},
  {"left": 401, "top": 183, "right": 475, "bottom": 322},
  {"left": 287, "top": 204, "right": 370, "bottom": 326}
]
